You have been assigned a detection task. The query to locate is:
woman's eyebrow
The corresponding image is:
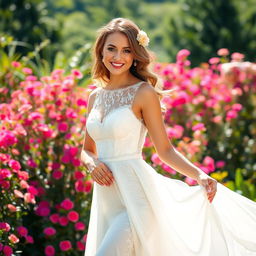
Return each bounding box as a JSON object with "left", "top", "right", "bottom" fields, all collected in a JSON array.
[{"left": 107, "top": 44, "right": 131, "bottom": 49}]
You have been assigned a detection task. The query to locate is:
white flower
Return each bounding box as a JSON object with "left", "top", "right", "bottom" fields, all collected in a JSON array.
[{"left": 136, "top": 30, "right": 150, "bottom": 47}]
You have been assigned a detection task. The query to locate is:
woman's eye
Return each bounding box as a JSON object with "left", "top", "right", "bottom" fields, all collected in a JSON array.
[
  {"left": 124, "top": 49, "right": 131, "bottom": 53},
  {"left": 107, "top": 47, "right": 114, "bottom": 51}
]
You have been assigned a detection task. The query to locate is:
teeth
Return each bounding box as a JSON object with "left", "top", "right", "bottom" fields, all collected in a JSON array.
[{"left": 112, "top": 63, "right": 123, "bottom": 67}]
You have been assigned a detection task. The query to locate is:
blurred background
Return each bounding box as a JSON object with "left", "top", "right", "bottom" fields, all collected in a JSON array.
[{"left": 1, "top": 0, "right": 256, "bottom": 67}]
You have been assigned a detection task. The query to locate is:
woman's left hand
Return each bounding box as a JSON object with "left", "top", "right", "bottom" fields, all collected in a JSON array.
[{"left": 196, "top": 173, "right": 218, "bottom": 203}]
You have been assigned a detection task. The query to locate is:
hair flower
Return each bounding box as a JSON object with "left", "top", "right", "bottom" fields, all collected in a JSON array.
[{"left": 136, "top": 30, "right": 150, "bottom": 47}]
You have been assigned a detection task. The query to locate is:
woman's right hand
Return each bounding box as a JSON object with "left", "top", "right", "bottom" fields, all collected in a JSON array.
[{"left": 90, "top": 160, "right": 115, "bottom": 186}]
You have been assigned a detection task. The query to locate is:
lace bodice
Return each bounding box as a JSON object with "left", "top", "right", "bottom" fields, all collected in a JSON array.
[
  {"left": 86, "top": 81, "right": 148, "bottom": 160},
  {"left": 91, "top": 81, "right": 145, "bottom": 124}
]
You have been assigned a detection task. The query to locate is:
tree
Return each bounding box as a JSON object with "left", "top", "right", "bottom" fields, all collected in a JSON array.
[{"left": 163, "top": 0, "right": 256, "bottom": 65}]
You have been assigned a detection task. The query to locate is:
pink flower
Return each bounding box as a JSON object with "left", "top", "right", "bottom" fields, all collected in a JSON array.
[
  {"left": 67, "top": 211, "right": 79, "bottom": 222},
  {"left": 217, "top": 48, "right": 229, "bottom": 56},
  {"left": 216, "top": 161, "right": 225, "bottom": 168},
  {"left": 161, "top": 163, "right": 176, "bottom": 175},
  {"left": 192, "top": 123, "right": 206, "bottom": 131},
  {"left": 59, "top": 240, "right": 72, "bottom": 251},
  {"left": 61, "top": 198, "right": 74, "bottom": 210},
  {"left": 28, "top": 185, "right": 38, "bottom": 196},
  {"left": 74, "top": 222, "right": 86, "bottom": 231},
  {"left": 45, "top": 245, "right": 55, "bottom": 256},
  {"left": 49, "top": 213, "right": 60, "bottom": 224},
  {"left": 203, "top": 156, "right": 215, "bottom": 173},
  {"left": 231, "top": 52, "right": 244, "bottom": 61},
  {"left": 25, "top": 235, "right": 34, "bottom": 244},
  {"left": 166, "top": 125, "right": 184, "bottom": 139},
  {"left": 17, "top": 226, "right": 28, "bottom": 237},
  {"left": 44, "top": 227, "right": 56, "bottom": 236},
  {"left": 14, "top": 189, "right": 24, "bottom": 198},
  {"left": 209, "top": 57, "right": 220, "bottom": 65},
  {"left": 177, "top": 49, "right": 190, "bottom": 61},
  {"left": 58, "top": 122, "right": 68, "bottom": 133},
  {"left": 0, "top": 180, "right": 10, "bottom": 189},
  {"left": 72, "top": 69, "right": 83, "bottom": 79},
  {"left": 24, "top": 192, "right": 36, "bottom": 204},
  {"left": 8, "top": 234, "right": 19, "bottom": 243},
  {"left": 75, "top": 180, "right": 85, "bottom": 192},
  {"left": 11, "top": 61, "right": 21, "bottom": 68},
  {"left": 27, "top": 159, "right": 37, "bottom": 168},
  {"left": 74, "top": 171, "right": 84, "bottom": 180},
  {"left": 0, "top": 222, "right": 10, "bottom": 232},
  {"left": 22, "top": 67, "right": 33, "bottom": 74},
  {"left": 151, "top": 153, "right": 162, "bottom": 165},
  {"left": 84, "top": 180, "right": 93, "bottom": 193},
  {"left": 17, "top": 170, "right": 29, "bottom": 180},
  {"left": 52, "top": 170, "right": 63, "bottom": 180},
  {"left": 76, "top": 241, "right": 85, "bottom": 251},
  {"left": 226, "top": 110, "right": 238, "bottom": 121},
  {"left": 231, "top": 103, "right": 242, "bottom": 111},
  {"left": 0, "top": 169, "right": 12, "bottom": 179},
  {"left": 35, "top": 202, "right": 50, "bottom": 216},
  {"left": 59, "top": 216, "right": 69, "bottom": 226},
  {"left": 3, "top": 245, "right": 13, "bottom": 256},
  {"left": 0, "top": 130, "right": 18, "bottom": 148},
  {"left": 8, "top": 159, "right": 21, "bottom": 170},
  {"left": 7, "top": 204, "right": 17, "bottom": 212},
  {"left": 77, "top": 98, "right": 87, "bottom": 106}
]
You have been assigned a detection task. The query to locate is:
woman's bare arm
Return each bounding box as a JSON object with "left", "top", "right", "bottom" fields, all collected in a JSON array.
[{"left": 138, "top": 83, "right": 217, "bottom": 202}]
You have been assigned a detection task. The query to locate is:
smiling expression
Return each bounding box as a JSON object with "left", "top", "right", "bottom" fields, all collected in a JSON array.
[{"left": 102, "top": 32, "right": 135, "bottom": 76}]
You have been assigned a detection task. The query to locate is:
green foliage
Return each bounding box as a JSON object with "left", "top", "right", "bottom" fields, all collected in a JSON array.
[
  {"left": 0, "top": 0, "right": 60, "bottom": 58},
  {"left": 163, "top": 0, "right": 256, "bottom": 65}
]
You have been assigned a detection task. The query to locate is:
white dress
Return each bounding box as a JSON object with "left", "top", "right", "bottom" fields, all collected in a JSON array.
[{"left": 84, "top": 81, "right": 256, "bottom": 256}]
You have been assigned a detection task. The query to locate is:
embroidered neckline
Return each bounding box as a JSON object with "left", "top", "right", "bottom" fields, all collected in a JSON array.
[{"left": 101, "top": 81, "right": 144, "bottom": 91}]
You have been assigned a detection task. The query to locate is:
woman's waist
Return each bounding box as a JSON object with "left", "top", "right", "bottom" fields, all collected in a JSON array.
[{"left": 98, "top": 152, "right": 143, "bottom": 162}]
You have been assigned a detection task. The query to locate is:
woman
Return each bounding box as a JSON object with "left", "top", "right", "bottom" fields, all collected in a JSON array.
[{"left": 81, "top": 17, "right": 256, "bottom": 256}]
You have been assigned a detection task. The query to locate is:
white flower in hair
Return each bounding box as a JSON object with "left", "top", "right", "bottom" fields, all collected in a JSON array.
[{"left": 136, "top": 30, "right": 150, "bottom": 47}]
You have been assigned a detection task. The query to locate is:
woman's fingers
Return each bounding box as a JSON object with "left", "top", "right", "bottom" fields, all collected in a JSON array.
[{"left": 91, "top": 162, "right": 115, "bottom": 186}]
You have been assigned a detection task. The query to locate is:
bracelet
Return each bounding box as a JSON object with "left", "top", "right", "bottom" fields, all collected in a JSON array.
[{"left": 86, "top": 165, "right": 95, "bottom": 174}]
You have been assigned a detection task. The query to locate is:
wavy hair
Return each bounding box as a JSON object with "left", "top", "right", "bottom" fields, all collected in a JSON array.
[{"left": 91, "top": 17, "right": 175, "bottom": 99}]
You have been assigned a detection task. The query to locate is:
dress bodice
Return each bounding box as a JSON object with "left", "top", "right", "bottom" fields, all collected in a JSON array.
[{"left": 86, "top": 81, "right": 148, "bottom": 160}]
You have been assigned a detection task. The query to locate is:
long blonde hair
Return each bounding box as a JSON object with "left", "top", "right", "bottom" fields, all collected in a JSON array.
[{"left": 91, "top": 17, "right": 175, "bottom": 99}]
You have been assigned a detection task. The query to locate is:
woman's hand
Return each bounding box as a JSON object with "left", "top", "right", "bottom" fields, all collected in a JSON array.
[
  {"left": 196, "top": 173, "right": 218, "bottom": 203},
  {"left": 89, "top": 160, "right": 115, "bottom": 186}
]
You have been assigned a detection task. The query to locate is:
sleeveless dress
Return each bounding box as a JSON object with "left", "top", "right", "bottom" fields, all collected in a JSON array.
[{"left": 84, "top": 81, "right": 256, "bottom": 256}]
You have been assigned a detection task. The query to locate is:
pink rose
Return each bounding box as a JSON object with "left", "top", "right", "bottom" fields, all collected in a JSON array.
[
  {"left": 8, "top": 234, "right": 19, "bottom": 243},
  {"left": 217, "top": 48, "right": 229, "bottom": 56},
  {"left": 71, "top": 69, "right": 83, "bottom": 79},
  {"left": 74, "top": 222, "right": 85, "bottom": 231},
  {"left": 17, "top": 226, "right": 28, "bottom": 237},
  {"left": 59, "top": 216, "right": 69, "bottom": 226},
  {"left": 25, "top": 235, "right": 34, "bottom": 244},
  {"left": 0, "top": 222, "right": 10, "bottom": 232},
  {"left": 61, "top": 199, "right": 74, "bottom": 210},
  {"left": 8, "top": 159, "right": 21, "bottom": 170},
  {"left": 52, "top": 170, "right": 63, "bottom": 180},
  {"left": 76, "top": 241, "right": 85, "bottom": 251},
  {"left": 192, "top": 123, "right": 206, "bottom": 131},
  {"left": 73, "top": 171, "right": 84, "bottom": 180},
  {"left": 67, "top": 211, "right": 79, "bottom": 222},
  {"left": 3, "top": 245, "right": 13, "bottom": 256},
  {"left": 44, "top": 227, "right": 56, "bottom": 236},
  {"left": 49, "top": 213, "right": 59, "bottom": 224},
  {"left": 45, "top": 245, "right": 55, "bottom": 256},
  {"left": 59, "top": 240, "right": 72, "bottom": 251},
  {"left": 58, "top": 122, "right": 68, "bottom": 133},
  {"left": 7, "top": 204, "right": 17, "bottom": 212}
]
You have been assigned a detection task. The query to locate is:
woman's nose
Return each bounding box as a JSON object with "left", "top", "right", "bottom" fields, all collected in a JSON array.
[{"left": 113, "top": 51, "right": 122, "bottom": 60}]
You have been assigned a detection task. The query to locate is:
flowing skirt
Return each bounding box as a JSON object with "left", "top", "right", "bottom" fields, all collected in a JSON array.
[{"left": 84, "top": 156, "right": 256, "bottom": 256}]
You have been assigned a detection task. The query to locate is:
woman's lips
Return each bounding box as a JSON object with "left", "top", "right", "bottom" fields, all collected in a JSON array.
[{"left": 111, "top": 62, "right": 124, "bottom": 69}]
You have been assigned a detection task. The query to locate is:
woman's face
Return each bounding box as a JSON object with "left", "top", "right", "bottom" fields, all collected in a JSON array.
[{"left": 102, "top": 32, "right": 134, "bottom": 76}]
